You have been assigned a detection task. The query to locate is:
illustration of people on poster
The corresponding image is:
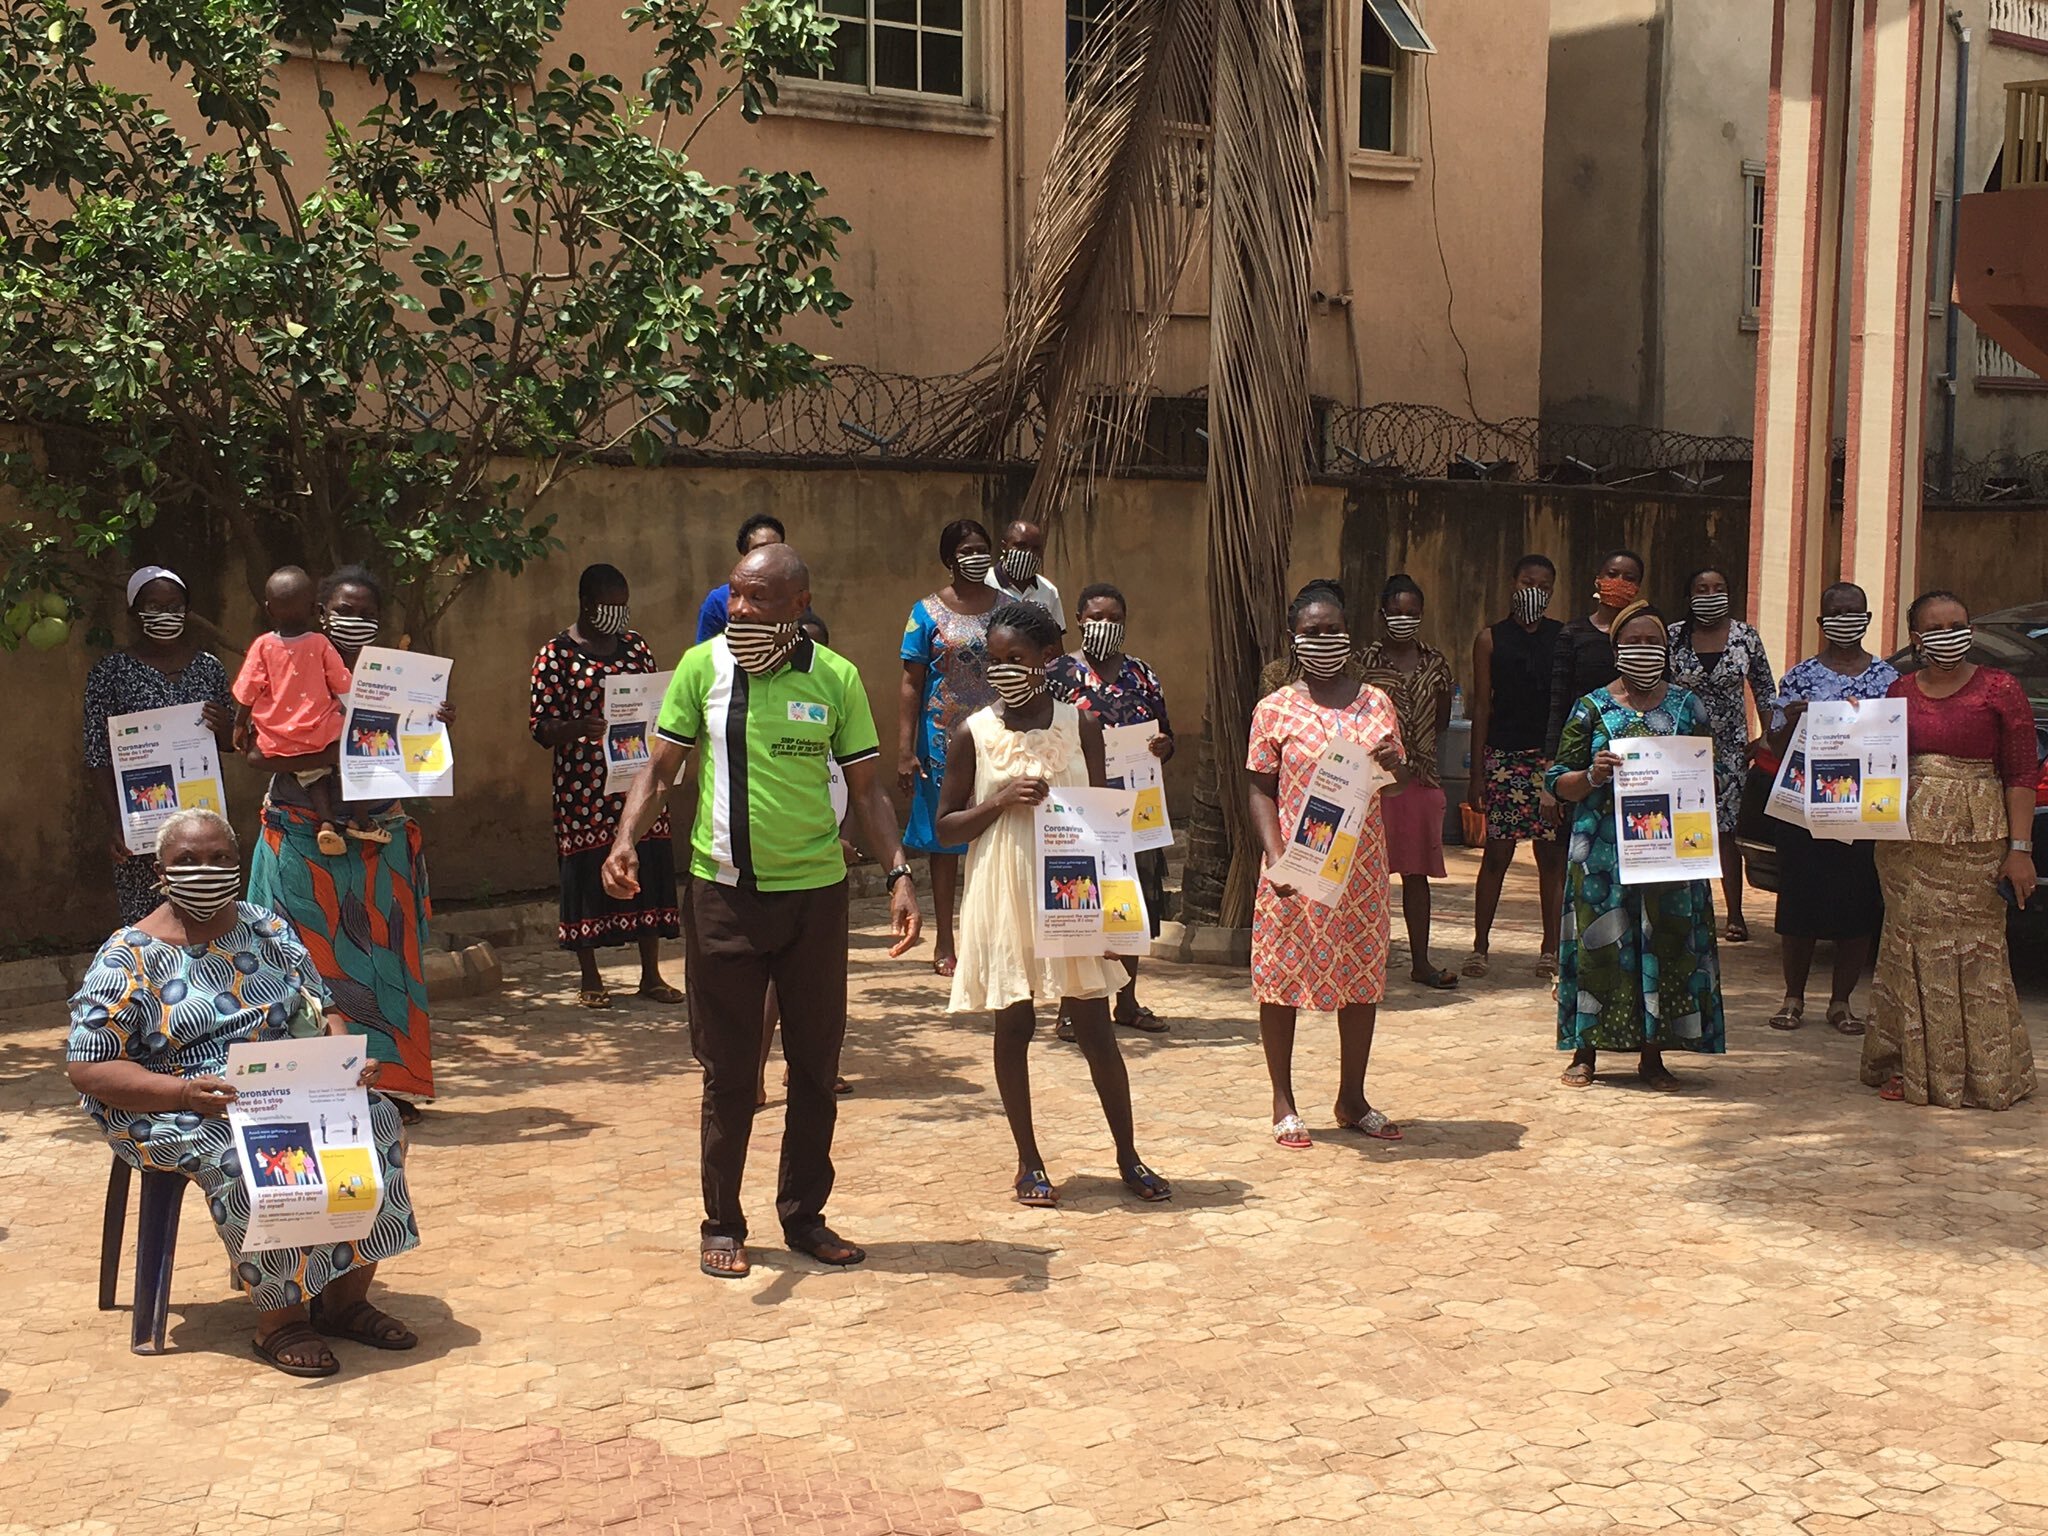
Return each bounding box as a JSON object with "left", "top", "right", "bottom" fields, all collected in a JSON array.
[
  {"left": 106, "top": 703, "right": 228, "bottom": 855},
  {"left": 225, "top": 1035, "right": 384, "bottom": 1253},
  {"left": 1101, "top": 723, "right": 1173, "bottom": 852},
  {"left": 1611, "top": 735, "right": 1722, "bottom": 884},
  {"left": 602, "top": 670, "right": 675, "bottom": 797},
  {"left": 340, "top": 646, "right": 454, "bottom": 799},
  {"left": 1033, "top": 788, "right": 1150, "bottom": 958},
  {"left": 1268, "top": 737, "right": 1396, "bottom": 906}
]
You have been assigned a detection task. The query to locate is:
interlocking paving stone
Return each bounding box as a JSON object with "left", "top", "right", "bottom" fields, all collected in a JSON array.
[{"left": 2, "top": 850, "right": 2044, "bottom": 1534}]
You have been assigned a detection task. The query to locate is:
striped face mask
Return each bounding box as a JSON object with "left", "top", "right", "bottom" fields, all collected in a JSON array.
[
  {"left": 325, "top": 614, "right": 380, "bottom": 649},
  {"left": 1081, "top": 619, "right": 1124, "bottom": 661},
  {"left": 160, "top": 864, "right": 241, "bottom": 922},
  {"left": 588, "top": 603, "right": 630, "bottom": 636},
  {"left": 1819, "top": 612, "right": 1871, "bottom": 645},
  {"left": 987, "top": 662, "right": 1046, "bottom": 706},
  {"left": 1293, "top": 632, "right": 1352, "bottom": 679},
  {"left": 726, "top": 620, "right": 799, "bottom": 675},
  {"left": 1917, "top": 626, "right": 1973, "bottom": 669}
]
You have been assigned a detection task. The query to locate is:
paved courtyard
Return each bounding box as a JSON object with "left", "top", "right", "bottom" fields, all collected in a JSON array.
[{"left": 3, "top": 851, "right": 2047, "bottom": 1535}]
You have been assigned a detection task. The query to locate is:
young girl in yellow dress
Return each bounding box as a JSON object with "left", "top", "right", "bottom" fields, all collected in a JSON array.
[{"left": 936, "top": 603, "right": 1171, "bottom": 1208}]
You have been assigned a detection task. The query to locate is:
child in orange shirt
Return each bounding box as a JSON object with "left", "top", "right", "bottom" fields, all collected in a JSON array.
[{"left": 233, "top": 566, "right": 361, "bottom": 856}]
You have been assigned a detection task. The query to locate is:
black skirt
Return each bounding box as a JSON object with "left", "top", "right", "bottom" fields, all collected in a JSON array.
[
  {"left": 1772, "top": 821, "right": 1883, "bottom": 940},
  {"left": 558, "top": 836, "right": 681, "bottom": 950}
]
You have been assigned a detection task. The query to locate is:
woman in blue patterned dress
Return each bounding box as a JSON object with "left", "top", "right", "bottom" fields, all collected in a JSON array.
[
  {"left": 1547, "top": 603, "right": 1727, "bottom": 1089},
  {"left": 65, "top": 808, "right": 422, "bottom": 1378},
  {"left": 897, "top": 519, "right": 1001, "bottom": 976},
  {"left": 1761, "top": 581, "right": 1899, "bottom": 1034},
  {"left": 1667, "top": 567, "right": 1777, "bottom": 943}
]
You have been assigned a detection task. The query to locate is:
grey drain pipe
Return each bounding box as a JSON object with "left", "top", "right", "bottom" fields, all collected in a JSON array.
[{"left": 1942, "top": 8, "right": 1969, "bottom": 496}]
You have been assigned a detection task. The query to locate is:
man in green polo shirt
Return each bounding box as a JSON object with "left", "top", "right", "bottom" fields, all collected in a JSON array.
[{"left": 604, "top": 543, "right": 921, "bottom": 1280}]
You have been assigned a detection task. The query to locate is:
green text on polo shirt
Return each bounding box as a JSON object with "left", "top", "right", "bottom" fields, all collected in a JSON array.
[{"left": 656, "top": 637, "right": 880, "bottom": 890}]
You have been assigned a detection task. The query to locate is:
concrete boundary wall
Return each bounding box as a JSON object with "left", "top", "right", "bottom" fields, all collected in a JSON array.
[{"left": 5, "top": 463, "right": 2042, "bottom": 949}]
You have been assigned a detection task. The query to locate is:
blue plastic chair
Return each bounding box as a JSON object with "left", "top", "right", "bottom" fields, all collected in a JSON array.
[{"left": 97, "top": 1156, "right": 188, "bottom": 1354}]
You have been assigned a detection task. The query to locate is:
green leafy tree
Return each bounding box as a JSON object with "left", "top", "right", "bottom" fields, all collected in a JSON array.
[{"left": 0, "top": 0, "right": 849, "bottom": 648}]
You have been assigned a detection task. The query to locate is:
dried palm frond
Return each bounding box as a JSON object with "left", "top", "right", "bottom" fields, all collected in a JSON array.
[
  {"left": 914, "top": 0, "right": 1215, "bottom": 527},
  {"left": 1201, "top": 0, "right": 1319, "bottom": 927}
]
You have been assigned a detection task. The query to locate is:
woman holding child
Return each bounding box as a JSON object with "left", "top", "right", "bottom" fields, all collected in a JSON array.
[{"left": 244, "top": 566, "right": 447, "bottom": 1113}]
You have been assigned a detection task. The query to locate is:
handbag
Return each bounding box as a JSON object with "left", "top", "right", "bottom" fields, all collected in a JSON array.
[{"left": 1458, "top": 801, "right": 1487, "bottom": 848}]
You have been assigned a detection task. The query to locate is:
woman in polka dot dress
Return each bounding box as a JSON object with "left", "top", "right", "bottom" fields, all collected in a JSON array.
[{"left": 528, "top": 564, "right": 682, "bottom": 1007}]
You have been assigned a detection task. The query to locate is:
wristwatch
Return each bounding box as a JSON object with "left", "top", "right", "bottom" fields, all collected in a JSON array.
[
  {"left": 885, "top": 864, "right": 915, "bottom": 890},
  {"left": 2012, "top": 839, "right": 2034, "bottom": 854}
]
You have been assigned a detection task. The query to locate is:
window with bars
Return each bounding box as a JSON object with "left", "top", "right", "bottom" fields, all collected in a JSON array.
[
  {"left": 1066, "top": 0, "right": 1110, "bottom": 98},
  {"left": 1359, "top": 0, "right": 1433, "bottom": 155},
  {"left": 1742, "top": 161, "right": 1766, "bottom": 327},
  {"left": 812, "top": 0, "right": 967, "bottom": 100}
]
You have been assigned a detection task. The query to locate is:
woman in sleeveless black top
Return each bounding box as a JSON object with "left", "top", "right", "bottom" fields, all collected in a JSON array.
[{"left": 1464, "top": 557, "right": 1568, "bottom": 978}]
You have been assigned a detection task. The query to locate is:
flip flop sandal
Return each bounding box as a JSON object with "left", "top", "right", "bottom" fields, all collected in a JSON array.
[
  {"left": 787, "top": 1226, "right": 867, "bottom": 1268},
  {"left": 1879, "top": 1076, "right": 1906, "bottom": 1102},
  {"left": 1560, "top": 1060, "right": 1596, "bottom": 1088},
  {"left": 636, "top": 982, "right": 685, "bottom": 1004},
  {"left": 1827, "top": 1004, "right": 1867, "bottom": 1036},
  {"left": 1115, "top": 1006, "right": 1168, "bottom": 1033},
  {"left": 933, "top": 956, "right": 958, "bottom": 978},
  {"left": 1460, "top": 950, "right": 1490, "bottom": 978},
  {"left": 577, "top": 988, "right": 613, "bottom": 1010},
  {"left": 1014, "top": 1169, "right": 1058, "bottom": 1207},
  {"left": 700, "top": 1237, "right": 750, "bottom": 1279},
  {"left": 315, "top": 825, "right": 349, "bottom": 857},
  {"left": 1273, "top": 1114, "right": 1312, "bottom": 1150},
  {"left": 1412, "top": 967, "right": 1459, "bottom": 990},
  {"left": 1769, "top": 999, "right": 1806, "bottom": 1031},
  {"left": 252, "top": 1319, "right": 340, "bottom": 1378},
  {"left": 1337, "top": 1106, "right": 1404, "bottom": 1141},
  {"left": 1120, "top": 1162, "right": 1172, "bottom": 1202},
  {"left": 1724, "top": 919, "right": 1750, "bottom": 943},
  {"left": 311, "top": 1296, "right": 418, "bottom": 1350}
]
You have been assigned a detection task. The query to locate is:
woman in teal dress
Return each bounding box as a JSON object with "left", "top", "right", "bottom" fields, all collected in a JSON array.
[{"left": 1546, "top": 602, "right": 1726, "bottom": 1089}]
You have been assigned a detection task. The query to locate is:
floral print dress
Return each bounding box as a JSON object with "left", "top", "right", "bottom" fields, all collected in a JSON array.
[
  {"left": 82, "top": 649, "right": 234, "bottom": 923},
  {"left": 528, "top": 630, "right": 678, "bottom": 950},
  {"left": 1667, "top": 619, "right": 1777, "bottom": 833},
  {"left": 1247, "top": 681, "right": 1404, "bottom": 1009}
]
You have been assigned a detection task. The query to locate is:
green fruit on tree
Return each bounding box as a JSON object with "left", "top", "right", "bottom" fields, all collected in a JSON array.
[
  {"left": 2, "top": 600, "right": 32, "bottom": 637},
  {"left": 24, "top": 615, "right": 70, "bottom": 650},
  {"left": 36, "top": 592, "right": 68, "bottom": 620}
]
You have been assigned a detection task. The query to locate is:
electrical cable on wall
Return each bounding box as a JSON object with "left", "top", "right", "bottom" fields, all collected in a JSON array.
[{"left": 1421, "top": 56, "right": 1482, "bottom": 423}]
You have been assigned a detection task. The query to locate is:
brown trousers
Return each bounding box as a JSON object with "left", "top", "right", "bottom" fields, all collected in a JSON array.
[{"left": 686, "top": 877, "right": 850, "bottom": 1241}]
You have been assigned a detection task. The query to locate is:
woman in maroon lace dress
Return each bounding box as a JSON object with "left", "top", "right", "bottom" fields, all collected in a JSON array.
[{"left": 1860, "top": 591, "right": 2038, "bottom": 1109}]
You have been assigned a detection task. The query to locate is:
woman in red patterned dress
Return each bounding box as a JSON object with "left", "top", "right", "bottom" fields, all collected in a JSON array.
[
  {"left": 528, "top": 564, "right": 683, "bottom": 1008},
  {"left": 1247, "top": 580, "right": 1409, "bottom": 1149}
]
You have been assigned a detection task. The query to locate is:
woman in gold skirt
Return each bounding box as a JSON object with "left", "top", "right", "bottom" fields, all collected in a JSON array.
[{"left": 1861, "top": 591, "right": 2039, "bottom": 1109}]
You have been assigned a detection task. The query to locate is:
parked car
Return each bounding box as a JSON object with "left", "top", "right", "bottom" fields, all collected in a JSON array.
[{"left": 1736, "top": 601, "right": 2048, "bottom": 941}]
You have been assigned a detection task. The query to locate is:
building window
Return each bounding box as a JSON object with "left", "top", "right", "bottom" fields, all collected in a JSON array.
[
  {"left": 1359, "top": 0, "right": 1434, "bottom": 155},
  {"left": 1742, "top": 160, "right": 1767, "bottom": 327},
  {"left": 813, "top": 0, "right": 967, "bottom": 100},
  {"left": 1066, "top": 0, "right": 1110, "bottom": 97}
]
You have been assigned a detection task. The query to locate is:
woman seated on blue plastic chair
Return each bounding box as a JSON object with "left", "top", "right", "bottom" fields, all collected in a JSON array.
[{"left": 65, "top": 808, "right": 423, "bottom": 1378}]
